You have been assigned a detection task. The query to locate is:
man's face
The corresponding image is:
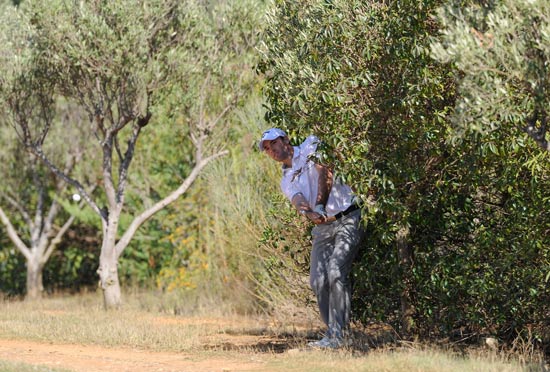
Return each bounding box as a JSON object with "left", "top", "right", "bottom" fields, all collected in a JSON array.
[{"left": 262, "top": 136, "right": 291, "bottom": 163}]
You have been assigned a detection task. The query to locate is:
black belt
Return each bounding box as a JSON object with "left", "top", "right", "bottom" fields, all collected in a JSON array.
[{"left": 333, "top": 204, "right": 360, "bottom": 220}]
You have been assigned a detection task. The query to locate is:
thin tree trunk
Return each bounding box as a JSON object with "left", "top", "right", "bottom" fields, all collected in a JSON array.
[
  {"left": 97, "top": 218, "right": 122, "bottom": 309},
  {"left": 396, "top": 225, "right": 414, "bottom": 337},
  {"left": 25, "top": 257, "right": 44, "bottom": 300},
  {"left": 97, "top": 255, "right": 121, "bottom": 309}
]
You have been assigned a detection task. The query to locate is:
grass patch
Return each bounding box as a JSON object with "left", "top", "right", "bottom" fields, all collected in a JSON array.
[
  {"left": 0, "top": 290, "right": 279, "bottom": 352},
  {"left": 0, "top": 360, "right": 71, "bottom": 372},
  {"left": 264, "top": 348, "right": 538, "bottom": 372}
]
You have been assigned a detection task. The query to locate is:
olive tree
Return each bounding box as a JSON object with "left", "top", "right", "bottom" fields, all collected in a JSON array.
[
  {"left": 259, "top": 0, "right": 456, "bottom": 335},
  {"left": 259, "top": 0, "right": 550, "bottom": 343},
  {"left": 431, "top": 0, "right": 550, "bottom": 151},
  {"left": 0, "top": 0, "right": 257, "bottom": 308},
  {"left": 0, "top": 5, "right": 94, "bottom": 300},
  {"left": 0, "top": 106, "right": 92, "bottom": 300},
  {"left": 427, "top": 0, "right": 550, "bottom": 342}
]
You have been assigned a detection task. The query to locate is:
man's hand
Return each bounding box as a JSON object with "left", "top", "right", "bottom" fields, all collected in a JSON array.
[
  {"left": 293, "top": 193, "right": 329, "bottom": 224},
  {"left": 313, "top": 204, "right": 327, "bottom": 217},
  {"left": 304, "top": 210, "right": 326, "bottom": 225}
]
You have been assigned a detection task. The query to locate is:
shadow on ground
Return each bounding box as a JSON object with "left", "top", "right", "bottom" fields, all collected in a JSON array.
[{"left": 204, "top": 321, "right": 398, "bottom": 354}]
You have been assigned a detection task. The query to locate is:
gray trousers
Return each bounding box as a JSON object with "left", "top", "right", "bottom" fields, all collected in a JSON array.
[{"left": 310, "top": 209, "right": 363, "bottom": 339}]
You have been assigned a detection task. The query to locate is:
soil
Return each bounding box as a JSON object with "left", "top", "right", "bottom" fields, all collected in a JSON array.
[{"left": 0, "top": 337, "right": 265, "bottom": 372}]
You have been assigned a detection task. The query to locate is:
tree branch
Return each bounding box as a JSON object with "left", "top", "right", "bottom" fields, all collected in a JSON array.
[
  {"left": 114, "top": 136, "right": 124, "bottom": 164},
  {"left": 1, "top": 192, "right": 32, "bottom": 228},
  {"left": 30, "top": 146, "right": 103, "bottom": 218},
  {"left": 115, "top": 149, "right": 229, "bottom": 258},
  {"left": 117, "top": 122, "right": 143, "bottom": 203},
  {"left": 43, "top": 183, "right": 96, "bottom": 264},
  {"left": 0, "top": 206, "right": 31, "bottom": 261},
  {"left": 101, "top": 134, "right": 118, "bottom": 214},
  {"left": 42, "top": 214, "right": 75, "bottom": 265}
]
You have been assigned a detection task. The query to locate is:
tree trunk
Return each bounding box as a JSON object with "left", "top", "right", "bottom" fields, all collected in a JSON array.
[
  {"left": 97, "top": 219, "right": 122, "bottom": 309},
  {"left": 97, "top": 256, "right": 121, "bottom": 309},
  {"left": 26, "top": 257, "right": 44, "bottom": 300},
  {"left": 396, "top": 225, "right": 414, "bottom": 337}
]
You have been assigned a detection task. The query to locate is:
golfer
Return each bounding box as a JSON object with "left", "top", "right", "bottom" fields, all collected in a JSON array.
[{"left": 259, "top": 128, "right": 363, "bottom": 349}]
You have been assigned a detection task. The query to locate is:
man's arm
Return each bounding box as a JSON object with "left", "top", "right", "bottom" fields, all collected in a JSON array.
[
  {"left": 291, "top": 192, "right": 326, "bottom": 225},
  {"left": 315, "top": 163, "right": 333, "bottom": 207}
]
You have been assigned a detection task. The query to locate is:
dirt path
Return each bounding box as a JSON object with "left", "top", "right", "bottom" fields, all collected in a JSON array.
[{"left": 0, "top": 339, "right": 264, "bottom": 372}]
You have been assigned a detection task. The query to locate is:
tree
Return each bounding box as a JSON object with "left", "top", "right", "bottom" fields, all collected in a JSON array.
[
  {"left": 0, "top": 0, "right": 258, "bottom": 308},
  {"left": 259, "top": 0, "right": 550, "bottom": 346},
  {"left": 426, "top": 0, "right": 550, "bottom": 343},
  {"left": 0, "top": 105, "right": 91, "bottom": 300},
  {"left": 260, "top": 0, "right": 456, "bottom": 336},
  {"left": 431, "top": 0, "right": 550, "bottom": 151},
  {"left": 0, "top": 5, "right": 95, "bottom": 300}
]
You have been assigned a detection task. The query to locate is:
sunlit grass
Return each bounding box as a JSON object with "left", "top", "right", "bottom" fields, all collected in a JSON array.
[
  {"left": 0, "top": 290, "right": 278, "bottom": 351},
  {"left": 0, "top": 360, "right": 71, "bottom": 372},
  {"left": 265, "top": 348, "right": 537, "bottom": 372}
]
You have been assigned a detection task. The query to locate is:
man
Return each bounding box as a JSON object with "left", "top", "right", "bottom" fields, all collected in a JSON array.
[{"left": 259, "top": 128, "right": 364, "bottom": 349}]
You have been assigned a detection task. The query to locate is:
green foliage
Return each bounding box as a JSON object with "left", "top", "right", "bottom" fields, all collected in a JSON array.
[
  {"left": 0, "top": 247, "right": 26, "bottom": 296},
  {"left": 45, "top": 244, "right": 97, "bottom": 293},
  {"left": 260, "top": 0, "right": 454, "bottom": 227},
  {"left": 408, "top": 139, "right": 550, "bottom": 339},
  {"left": 157, "top": 94, "right": 287, "bottom": 312},
  {"left": 0, "top": 223, "right": 100, "bottom": 296},
  {"left": 0, "top": 0, "right": 267, "bottom": 302},
  {"left": 150, "top": 186, "right": 208, "bottom": 291},
  {"left": 431, "top": 0, "right": 550, "bottom": 146},
  {"left": 260, "top": 0, "right": 550, "bottom": 348},
  {"left": 257, "top": 186, "right": 315, "bottom": 313},
  {"left": 426, "top": 0, "right": 550, "bottom": 343},
  {"left": 118, "top": 0, "right": 267, "bottom": 293},
  {"left": 147, "top": 87, "right": 315, "bottom": 315},
  {"left": 0, "top": 40, "right": 98, "bottom": 296}
]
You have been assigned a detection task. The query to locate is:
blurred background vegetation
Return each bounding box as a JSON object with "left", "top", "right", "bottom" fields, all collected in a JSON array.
[{"left": 0, "top": 0, "right": 549, "bottom": 357}]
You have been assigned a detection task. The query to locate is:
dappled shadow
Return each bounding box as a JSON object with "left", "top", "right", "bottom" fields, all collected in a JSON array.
[
  {"left": 346, "top": 321, "right": 399, "bottom": 353},
  {"left": 203, "top": 328, "right": 317, "bottom": 353},
  {"left": 204, "top": 335, "right": 302, "bottom": 353},
  {"left": 203, "top": 321, "right": 397, "bottom": 353}
]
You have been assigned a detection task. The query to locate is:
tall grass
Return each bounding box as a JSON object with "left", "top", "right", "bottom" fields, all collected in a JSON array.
[{"left": 192, "top": 94, "right": 317, "bottom": 321}]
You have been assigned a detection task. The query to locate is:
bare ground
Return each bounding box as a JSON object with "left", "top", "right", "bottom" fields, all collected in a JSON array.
[{"left": 0, "top": 338, "right": 264, "bottom": 372}]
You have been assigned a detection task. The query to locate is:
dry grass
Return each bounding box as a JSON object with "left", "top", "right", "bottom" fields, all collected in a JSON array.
[
  {"left": 0, "top": 360, "right": 72, "bottom": 372},
  {"left": 0, "top": 290, "right": 285, "bottom": 352},
  {"left": 0, "top": 291, "right": 542, "bottom": 372}
]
